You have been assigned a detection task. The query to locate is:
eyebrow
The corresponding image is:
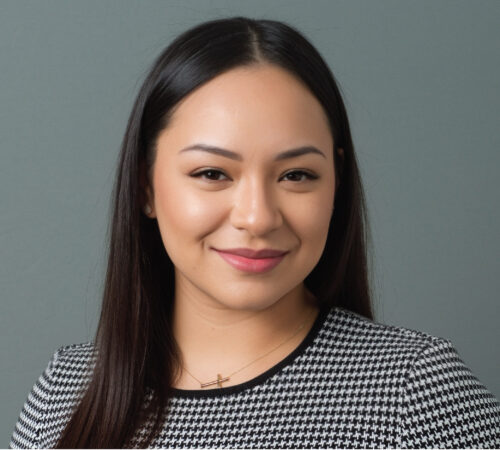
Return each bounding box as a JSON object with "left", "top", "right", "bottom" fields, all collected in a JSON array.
[{"left": 178, "top": 143, "right": 327, "bottom": 161}]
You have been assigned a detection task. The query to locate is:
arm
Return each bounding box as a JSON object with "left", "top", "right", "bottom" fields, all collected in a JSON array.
[
  {"left": 399, "top": 338, "right": 500, "bottom": 448},
  {"left": 9, "top": 347, "right": 62, "bottom": 449}
]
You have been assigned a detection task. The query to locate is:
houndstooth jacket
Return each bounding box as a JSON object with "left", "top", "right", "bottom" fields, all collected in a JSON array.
[{"left": 10, "top": 306, "right": 500, "bottom": 448}]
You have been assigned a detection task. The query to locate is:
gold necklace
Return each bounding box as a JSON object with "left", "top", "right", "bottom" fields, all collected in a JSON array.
[{"left": 182, "top": 308, "right": 316, "bottom": 389}]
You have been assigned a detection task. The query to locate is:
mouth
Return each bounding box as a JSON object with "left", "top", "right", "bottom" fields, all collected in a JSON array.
[
  {"left": 212, "top": 249, "right": 288, "bottom": 274},
  {"left": 211, "top": 247, "right": 288, "bottom": 258}
]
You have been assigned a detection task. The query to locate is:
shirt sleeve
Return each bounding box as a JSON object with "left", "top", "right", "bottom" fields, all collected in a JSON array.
[
  {"left": 9, "top": 347, "right": 62, "bottom": 449},
  {"left": 399, "top": 338, "right": 500, "bottom": 448}
]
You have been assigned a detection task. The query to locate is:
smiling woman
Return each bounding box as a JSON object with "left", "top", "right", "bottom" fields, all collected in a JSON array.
[
  {"left": 144, "top": 64, "right": 336, "bottom": 322},
  {"left": 9, "top": 16, "right": 500, "bottom": 449}
]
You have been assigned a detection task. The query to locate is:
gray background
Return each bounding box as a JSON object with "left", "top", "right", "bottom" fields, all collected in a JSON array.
[{"left": 1, "top": 0, "right": 499, "bottom": 444}]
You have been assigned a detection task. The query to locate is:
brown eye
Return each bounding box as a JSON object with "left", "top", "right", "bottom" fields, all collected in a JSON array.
[
  {"left": 281, "top": 170, "right": 319, "bottom": 182},
  {"left": 190, "top": 169, "right": 229, "bottom": 182}
]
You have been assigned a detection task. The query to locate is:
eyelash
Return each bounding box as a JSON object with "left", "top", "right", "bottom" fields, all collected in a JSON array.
[{"left": 190, "top": 169, "right": 319, "bottom": 183}]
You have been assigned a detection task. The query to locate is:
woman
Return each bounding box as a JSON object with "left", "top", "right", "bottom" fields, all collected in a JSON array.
[{"left": 10, "top": 16, "right": 500, "bottom": 449}]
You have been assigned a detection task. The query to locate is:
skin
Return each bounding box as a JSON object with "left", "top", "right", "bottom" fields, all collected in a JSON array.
[{"left": 144, "top": 63, "right": 341, "bottom": 389}]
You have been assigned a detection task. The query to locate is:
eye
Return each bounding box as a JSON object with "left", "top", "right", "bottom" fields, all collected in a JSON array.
[
  {"left": 190, "top": 169, "right": 229, "bottom": 182},
  {"left": 280, "top": 170, "right": 319, "bottom": 183},
  {"left": 190, "top": 168, "right": 319, "bottom": 183}
]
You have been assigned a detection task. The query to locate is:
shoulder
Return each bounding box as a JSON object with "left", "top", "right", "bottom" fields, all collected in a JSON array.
[
  {"left": 318, "top": 306, "right": 447, "bottom": 359},
  {"left": 9, "top": 341, "right": 96, "bottom": 449},
  {"left": 43, "top": 340, "right": 97, "bottom": 399},
  {"left": 313, "top": 306, "right": 453, "bottom": 392},
  {"left": 314, "top": 307, "right": 500, "bottom": 447},
  {"left": 308, "top": 306, "right": 455, "bottom": 404},
  {"left": 46, "top": 341, "right": 97, "bottom": 389},
  {"left": 53, "top": 341, "right": 97, "bottom": 367}
]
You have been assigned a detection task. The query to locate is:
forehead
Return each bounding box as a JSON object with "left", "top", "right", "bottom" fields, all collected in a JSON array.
[{"left": 157, "top": 64, "right": 333, "bottom": 156}]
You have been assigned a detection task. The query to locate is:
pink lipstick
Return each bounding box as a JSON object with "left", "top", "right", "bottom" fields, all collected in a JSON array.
[{"left": 212, "top": 248, "right": 288, "bottom": 273}]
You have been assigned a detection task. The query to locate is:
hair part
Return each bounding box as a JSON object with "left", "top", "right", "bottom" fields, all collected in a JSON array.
[{"left": 56, "top": 16, "right": 374, "bottom": 448}]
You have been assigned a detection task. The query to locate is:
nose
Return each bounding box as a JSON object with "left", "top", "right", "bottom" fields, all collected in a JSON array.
[{"left": 230, "top": 176, "right": 283, "bottom": 236}]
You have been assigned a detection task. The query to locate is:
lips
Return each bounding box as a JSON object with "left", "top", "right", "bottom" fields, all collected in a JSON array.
[
  {"left": 212, "top": 247, "right": 289, "bottom": 273},
  {"left": 212, "top": 247, "right": 288, "bottom": 259}
]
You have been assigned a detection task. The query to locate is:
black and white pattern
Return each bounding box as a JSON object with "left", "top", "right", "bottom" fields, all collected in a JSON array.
[{"left": 10, "top": 307, "right": 500, "bottom": 448}]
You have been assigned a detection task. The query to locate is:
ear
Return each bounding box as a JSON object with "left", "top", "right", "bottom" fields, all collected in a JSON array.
[{"left": 139, "top": 162, "right": 156, "bottom": 218}]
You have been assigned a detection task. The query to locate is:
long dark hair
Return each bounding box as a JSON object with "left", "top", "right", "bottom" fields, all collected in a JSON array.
[{"left": 56, "top": 16, "right": 374, "bottom": 448}]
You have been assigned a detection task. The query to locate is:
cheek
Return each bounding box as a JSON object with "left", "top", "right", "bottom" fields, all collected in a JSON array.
[
  {"left": 296, "top": 205, "right": 331, "bottom": 253},
  {"left": 289, "top": 187, "right": 334, "bottom": 238},
  {"left": 154, "top": 177, "right": 223, "bottom": 245},
  {"left": 283, "top": 187, "right": 334, "bottom": 270}
]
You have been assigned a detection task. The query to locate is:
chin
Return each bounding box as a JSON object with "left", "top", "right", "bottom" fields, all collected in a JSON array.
[{"left": 215, "top": 292, "right": 281, "bottom": 312}]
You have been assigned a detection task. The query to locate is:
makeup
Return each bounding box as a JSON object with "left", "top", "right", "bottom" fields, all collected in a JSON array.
[{"left": 214, "top": 250, "right": 287, "bottom": 273}]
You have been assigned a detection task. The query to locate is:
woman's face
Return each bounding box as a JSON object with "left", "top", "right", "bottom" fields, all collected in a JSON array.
[{"left": 146, "top": 64, "right": 336, "bottom": 311}]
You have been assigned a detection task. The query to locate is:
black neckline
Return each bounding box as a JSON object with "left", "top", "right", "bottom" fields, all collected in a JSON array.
[{"left": 170, "top": 305, "right": 333, "bottom": 398}]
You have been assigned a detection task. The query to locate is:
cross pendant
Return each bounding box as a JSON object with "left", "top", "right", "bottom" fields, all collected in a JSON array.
[{"left": 200, "top": 373, "right": 230, "bottom": 388}]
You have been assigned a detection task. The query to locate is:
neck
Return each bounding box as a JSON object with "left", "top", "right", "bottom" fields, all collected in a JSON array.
[{"left": 171, "top": 283, "right": 319, "bottom": 388}]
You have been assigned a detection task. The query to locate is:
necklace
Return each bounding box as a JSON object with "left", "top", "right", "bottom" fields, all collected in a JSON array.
[{"left": 182, "top": 308, "right": 316, "bottom": 389}]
